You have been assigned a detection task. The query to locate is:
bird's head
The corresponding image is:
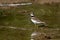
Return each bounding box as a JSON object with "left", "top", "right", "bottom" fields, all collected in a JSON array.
[
  {"left": 27, "top": 11, "right": 34, "bottom": 17},
  {"left": 29, "top": 12, "right": 34, "bottom": 17}
]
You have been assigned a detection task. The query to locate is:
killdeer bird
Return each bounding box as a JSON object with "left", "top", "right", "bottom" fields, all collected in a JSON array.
[{"left": 30, "top": 12, "right": 47, "bottom": 30}]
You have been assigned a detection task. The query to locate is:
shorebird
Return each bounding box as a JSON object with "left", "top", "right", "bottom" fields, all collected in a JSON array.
[
  {"left": 30, "top": 12, "right": 47, "bottom": 30},
  {"left": 29, "top": 12, "right": 51, "bottom": 40}
]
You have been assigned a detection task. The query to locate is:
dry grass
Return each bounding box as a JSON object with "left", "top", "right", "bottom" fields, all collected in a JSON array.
[{"left": 0, "top": 0, "right": 60, "bottom": 4}]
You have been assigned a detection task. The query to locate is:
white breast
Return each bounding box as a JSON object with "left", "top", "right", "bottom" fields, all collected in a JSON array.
[{"left": 31, "top": 19, "right": 40, "bottom": 24}]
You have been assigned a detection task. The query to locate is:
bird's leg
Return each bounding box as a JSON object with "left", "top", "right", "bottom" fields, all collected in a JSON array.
[
  {"left": 35, "top": 23, "right": 36, "bottom": 31},
  {"left": 35, "top": 24, "right": 38, "bottom": 31},
  {"left": 36, "top": 24, "right": 38, "bottom": 31}
]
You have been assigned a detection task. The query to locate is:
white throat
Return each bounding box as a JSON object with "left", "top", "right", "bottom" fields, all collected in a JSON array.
[
  {"left": 30, "top": 13, "right": 34, "bottom": 16},
  {"left": 30, "top": 12, "right": 34, "bottom": 16}
]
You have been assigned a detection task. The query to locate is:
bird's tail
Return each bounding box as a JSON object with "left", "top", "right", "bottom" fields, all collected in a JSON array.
[{"left": 38, "top": 22, "right": 48, "bottom": 27}]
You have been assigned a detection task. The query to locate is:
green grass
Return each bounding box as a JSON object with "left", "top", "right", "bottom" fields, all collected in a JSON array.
[{"left": 0, "top": 3, "right": 60, "bottom": 40}]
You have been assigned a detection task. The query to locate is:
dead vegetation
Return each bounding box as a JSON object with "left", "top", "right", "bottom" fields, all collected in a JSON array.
[{"left": 0, "top": 0, "right": 60, "bottom": 4}]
